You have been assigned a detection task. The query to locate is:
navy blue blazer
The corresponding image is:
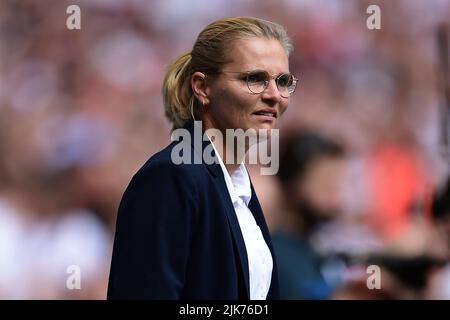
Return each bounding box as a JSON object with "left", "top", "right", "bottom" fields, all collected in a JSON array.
[{"left": 107, "top": 120, "right": 279, "bottom": 299}]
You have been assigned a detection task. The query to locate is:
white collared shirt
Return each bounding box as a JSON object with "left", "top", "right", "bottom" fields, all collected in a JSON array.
[{"left": 208, "top": 138, "right": 273, "bottom": 300}]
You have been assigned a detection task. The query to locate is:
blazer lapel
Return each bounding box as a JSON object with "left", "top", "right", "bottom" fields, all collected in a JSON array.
[
  {"left": 248, "top": 182, "right": 279, "bottom": 299},
  {"left": 182, "top": 120, "right": 250, "bottom": 299},
  {"left": 215, "top": 176, "right": 251, "bottom": 299},
  {"left": 248, "top": 184, "right": 272, "bottom": 250}
]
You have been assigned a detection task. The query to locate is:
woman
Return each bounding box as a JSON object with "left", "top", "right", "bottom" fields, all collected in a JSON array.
[{"left": 107, "top": 17, "right": 298, "bottom": 299}]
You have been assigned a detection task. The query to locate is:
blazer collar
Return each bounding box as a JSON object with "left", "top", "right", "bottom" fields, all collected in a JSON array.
[{"left": 181, "top": 120, "right": 223, "bottom": 178}]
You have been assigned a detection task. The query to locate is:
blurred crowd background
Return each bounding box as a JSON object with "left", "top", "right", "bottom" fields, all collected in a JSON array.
[{"left": 0, "top": 0, "right": 450, "bottom": 299}]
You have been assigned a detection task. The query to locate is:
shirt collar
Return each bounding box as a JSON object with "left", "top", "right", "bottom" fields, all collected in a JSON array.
[{"left": 206, "top": 134, "right": 252, "bottom": 206}]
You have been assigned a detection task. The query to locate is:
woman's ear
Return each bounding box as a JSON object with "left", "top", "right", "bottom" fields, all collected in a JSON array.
[{"left": 191, "top": 72, "right": 209, "bottom": 105}]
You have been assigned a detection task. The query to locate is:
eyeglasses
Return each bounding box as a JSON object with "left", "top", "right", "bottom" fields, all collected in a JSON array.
[{"left": 220, "top": 70, "right": 298, "bottom": 98}]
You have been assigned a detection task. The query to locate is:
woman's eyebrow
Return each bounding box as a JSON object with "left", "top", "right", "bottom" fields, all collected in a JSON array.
[{"left": 246, "top": 69, "right": 291, "bottom": 77}]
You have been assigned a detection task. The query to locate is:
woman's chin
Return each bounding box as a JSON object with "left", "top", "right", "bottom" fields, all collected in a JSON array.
[
  {"left": 247, "top": 126, "right": 274, "bottom": 142},
  {"left": 253, "top": 123, "right": 276, "bottom": 135}
]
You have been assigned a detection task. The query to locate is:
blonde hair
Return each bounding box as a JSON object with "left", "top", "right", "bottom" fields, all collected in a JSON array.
[{"left": 162, "top": 17, "right": 293, "bottom": 130}]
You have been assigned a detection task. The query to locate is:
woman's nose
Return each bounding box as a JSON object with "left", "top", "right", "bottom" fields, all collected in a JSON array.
[{"left": 261, "top": 79, "right": 282, "bottom": 104}]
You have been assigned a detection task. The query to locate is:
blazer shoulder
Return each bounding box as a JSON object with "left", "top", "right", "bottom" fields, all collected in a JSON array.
[{"left": 129, "top": 141, "right": 208, "bottom": 193}]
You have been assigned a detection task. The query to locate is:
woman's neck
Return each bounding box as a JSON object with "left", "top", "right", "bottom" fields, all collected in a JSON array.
[{"left": 201, "top": 119, "right": 248, "bottom": 175}]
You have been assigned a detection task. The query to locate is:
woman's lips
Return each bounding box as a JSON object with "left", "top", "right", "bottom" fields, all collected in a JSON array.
[
  {"left": 252, "top": 109, "right": 277, "bottom": 122},
  {"left": 252, "top": 113, "right": 276, "bottom": 122}
]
